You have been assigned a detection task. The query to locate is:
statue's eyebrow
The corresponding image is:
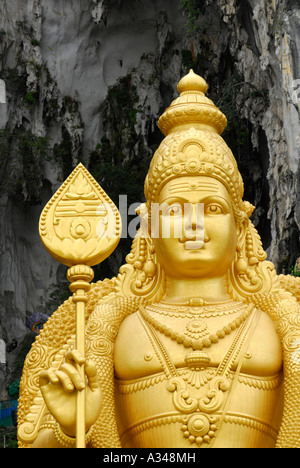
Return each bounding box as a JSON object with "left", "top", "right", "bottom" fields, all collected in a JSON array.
[
  {"left": 168, "top": 181, "right": 219, "bottom": 193},
  {"left": 161, "top": 194, "right": 231, "bottom": 209}
]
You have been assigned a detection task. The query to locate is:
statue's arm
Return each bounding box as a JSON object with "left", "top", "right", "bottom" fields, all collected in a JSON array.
[
  {"left": 253, "top": 288, "right": 300, "bottom": 448},
  {"left": 274, "top": 296, "right": 300, "bottom": 448},
  {"left": 18, "top": 291, "right": 134, "bottom": 448}
]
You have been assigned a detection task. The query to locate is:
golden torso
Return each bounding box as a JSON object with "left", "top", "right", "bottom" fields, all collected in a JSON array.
[{"left": 114, "top": 300, "right": 283, "bottom": 448}]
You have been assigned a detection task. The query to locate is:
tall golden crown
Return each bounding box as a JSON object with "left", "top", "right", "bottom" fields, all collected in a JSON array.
[
  {"left": 158, "top": 69, "right": 227, "bottom": 135},
  {"left": 144, "top": 70, "right": 251, "bottom": 215}
]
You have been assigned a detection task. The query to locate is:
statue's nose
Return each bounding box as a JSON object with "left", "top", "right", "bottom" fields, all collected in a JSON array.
[{"left": 185, "top": 203, "right": 204, "bottom": 231}]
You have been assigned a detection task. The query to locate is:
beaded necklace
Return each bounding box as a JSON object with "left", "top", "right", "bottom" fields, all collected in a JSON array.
[{"left": 139, "top": 303, "right": 253, "bottom": 351}]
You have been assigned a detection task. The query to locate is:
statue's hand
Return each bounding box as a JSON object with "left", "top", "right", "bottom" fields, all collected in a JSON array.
[{"left": 39, "top": 350, "right": 102, "bottom": 438}]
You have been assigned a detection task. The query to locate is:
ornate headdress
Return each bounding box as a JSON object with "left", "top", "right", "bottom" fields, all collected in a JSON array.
[
  {"left": 116, "top": 70, "right": 278, "bottom": 302},
  {"left": 144, "top": 70, "right": 253, "bottom": 218}
]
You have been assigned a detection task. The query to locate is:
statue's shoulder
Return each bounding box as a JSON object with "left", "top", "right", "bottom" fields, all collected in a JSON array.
[
  {"left": 87, "top": 289, "right": 143, "bottom": 331},
  {"left": 278, "top": 274, "right": 300, "bottom": 302},
  {"left": 251, "top": 273, "right": 300, "bottom": 319}
]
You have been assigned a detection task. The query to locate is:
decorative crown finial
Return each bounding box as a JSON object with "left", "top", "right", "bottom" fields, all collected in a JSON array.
[
  {"left": 177, "top": 69, "right": 208, "bottom": 95},
  {"left": 158, "top": 70, "right": 227, "bottom": 136}
]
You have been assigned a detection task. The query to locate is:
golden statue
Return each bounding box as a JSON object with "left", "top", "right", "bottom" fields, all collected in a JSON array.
[{"left": 17, "top": 70, "right": 300, "bottom": 448}]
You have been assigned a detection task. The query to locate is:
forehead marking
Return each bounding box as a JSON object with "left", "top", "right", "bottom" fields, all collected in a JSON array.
[{"left": 168, "top": 180, "right": 219, "bottom": 194}]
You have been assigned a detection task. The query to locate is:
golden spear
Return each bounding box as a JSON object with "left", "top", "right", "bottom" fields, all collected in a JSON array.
[{"left": 38, "top": 163, "right": 121, "bottom": 448}]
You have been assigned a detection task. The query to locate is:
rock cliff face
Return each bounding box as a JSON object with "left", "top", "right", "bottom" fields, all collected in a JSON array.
[{"left": 0, "top": 0, "right": 299, "bottom": 397}]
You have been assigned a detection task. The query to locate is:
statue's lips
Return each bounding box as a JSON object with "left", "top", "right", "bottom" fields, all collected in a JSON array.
[
  {"left": 179, "top": 232, "right": 208, "bottom": 250},
  {"left": 184, "top": 240, "right": 204, "bottom": 250}
]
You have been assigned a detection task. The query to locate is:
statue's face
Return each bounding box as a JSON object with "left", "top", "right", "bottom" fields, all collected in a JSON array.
[{"left": 151, "top": 176, "right": 238, "bottom": 279}]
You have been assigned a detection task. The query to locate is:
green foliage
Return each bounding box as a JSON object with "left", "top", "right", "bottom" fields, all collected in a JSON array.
[
  {"left": 290, "top": 265, "right": 300, "bottom": 277},
  {"left": 0, "top": 128, "right": 49, "bottom": 204},
  {"left": 24, "top": 90, "right": 38, "bottom": 106},
  {"left": 181, "top": 41, "right": 211, "bottom": 75},
  {"left": 48, "top": 95, "right": 84, "bottom": 180},
  {"left": 31, "top": 38, "right": 40, "bottom": 46},
  {"left": 0, "top": 428, "right": 18, "bottom": 448},
  {"left": 8, "top": 380, "right": 20, "bottom": 399},
  {"left": 0, "top": 30, "right": 6, "bottom": 43},
  {"left": 89, "top": 137, "right": 148, "bottom": 206},
  {"left": 63, "top": 95, "right": 80, "bottom": 114},
  {"left": 29, "top": 60, "right": 43, "bottom": 79},
  {"left": 104, "top": 74, "right": 139, "bottom": 142},
  {"left": 16, "top": 18, "right": 35, "bottom": 39},
  {"left": 0, "top": 68, "right": 27, "bottom": 96},
  {"left": 179, "top": 0, "right": 202, "bottom": 33},
  {"left": 52, "top": 126, "right": 74, "bottom": 180},
  {"left": 17, "top": 131, "right": 49, "bottom": 203}
]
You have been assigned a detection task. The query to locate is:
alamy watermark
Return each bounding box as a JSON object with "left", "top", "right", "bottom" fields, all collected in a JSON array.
[
  {"left": 0, "top": 339, "right": 5, "bottom": 364},
  {"left": 96, "top": 196, "right": 205, "bottom": 249},
  {"left": 0, "top": 79, "right": 6, "bottom": 104}
]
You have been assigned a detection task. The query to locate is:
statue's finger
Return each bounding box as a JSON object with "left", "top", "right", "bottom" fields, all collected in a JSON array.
[
  {"left": 55, "top": 370, "right": 75, "bottom": 393},
  {"left": 65, "top": 349, "right": 85, "bottom": 366},
  {"left": 59, "top": 363, "right": 85, "bottom": 390},
  {"left": 39, "top": 368, "right": 59, "bottom": 387},
  {"left": 85, "top": 360, "right": 100, "bottom": 391}
]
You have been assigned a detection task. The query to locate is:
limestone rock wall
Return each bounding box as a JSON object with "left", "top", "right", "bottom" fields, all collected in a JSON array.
[{"left": 0, "top": 0, "right": 299, "bottom": 397}]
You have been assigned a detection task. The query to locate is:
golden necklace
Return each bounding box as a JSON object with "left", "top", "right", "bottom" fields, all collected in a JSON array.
[
  {"left": 147, "top": 300, "right": 246, "bottom": 319},
  {"left": 139, "top": 303, "right": 253, "bottom": 351}
]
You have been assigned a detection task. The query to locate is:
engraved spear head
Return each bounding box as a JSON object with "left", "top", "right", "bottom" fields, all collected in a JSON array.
[{"left": 39, "top": 163, "right": 122, "bottom": 267}]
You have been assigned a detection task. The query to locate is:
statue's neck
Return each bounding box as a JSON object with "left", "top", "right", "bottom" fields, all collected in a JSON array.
[{"left": 163, "top": 274, "right": 230, "bottom": 304}]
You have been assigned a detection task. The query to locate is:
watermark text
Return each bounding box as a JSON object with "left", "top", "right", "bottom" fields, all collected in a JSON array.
[
  {"left": 96, "top": 196, "right": 206, "bottom": 249},
  {"left": 0, "top": 79, "right": 6, "bottom": 104}
]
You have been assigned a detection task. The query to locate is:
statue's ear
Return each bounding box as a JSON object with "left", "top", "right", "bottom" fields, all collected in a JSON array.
[{"left": 236, "top": 217, "right": 248, "bottom": 250}]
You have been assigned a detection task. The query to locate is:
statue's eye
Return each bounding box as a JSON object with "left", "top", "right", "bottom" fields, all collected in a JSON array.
[
  {"left": 165, "top": 204, "right": 183, "bottom": 216},
  {"left": 205, "top": 204, "right": 224, "bottom": 215}
]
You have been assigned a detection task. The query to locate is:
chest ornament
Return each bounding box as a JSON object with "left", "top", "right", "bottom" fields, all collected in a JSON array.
[
  {"left": 166, "top": 373, "right": 230, "bottom": 446},
  {"left": 182, "top": 351, "right": 215, "bottom": 388},
  {"left": 185, "top": 318, "right": 209, "bottom": 340},
  {"left": 137, "top": 303, "right": 259, "bottom": 447}
]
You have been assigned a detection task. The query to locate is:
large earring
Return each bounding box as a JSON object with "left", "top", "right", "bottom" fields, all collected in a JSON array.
[
  {"left": 136, "top": 202, "right": 157, "bottom": 278},
  {"left": 143, "top": 243, "right": 157, "bottom": 278},
  {"left": 246, "top": 231, "right": 259, "bottom": 266},
  {"left": 229, "top": 223, "right": 265, "bottom": 302},
  {"left": 116, "top": 206, "right": 164, "bottom": 302},
  {"left": 133, "top": 236, "right": 147, "bottom": 271},
  {"left": 133, "top": 236, "right": 157, "bottom": 279},
  {"left": 234, "top": 246, "right": 248, "bottom": 276}
]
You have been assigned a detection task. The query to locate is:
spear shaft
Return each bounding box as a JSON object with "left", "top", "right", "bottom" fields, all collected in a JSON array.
[{"left": 68, "top": 265, "right": 94, "bottom": 448}]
